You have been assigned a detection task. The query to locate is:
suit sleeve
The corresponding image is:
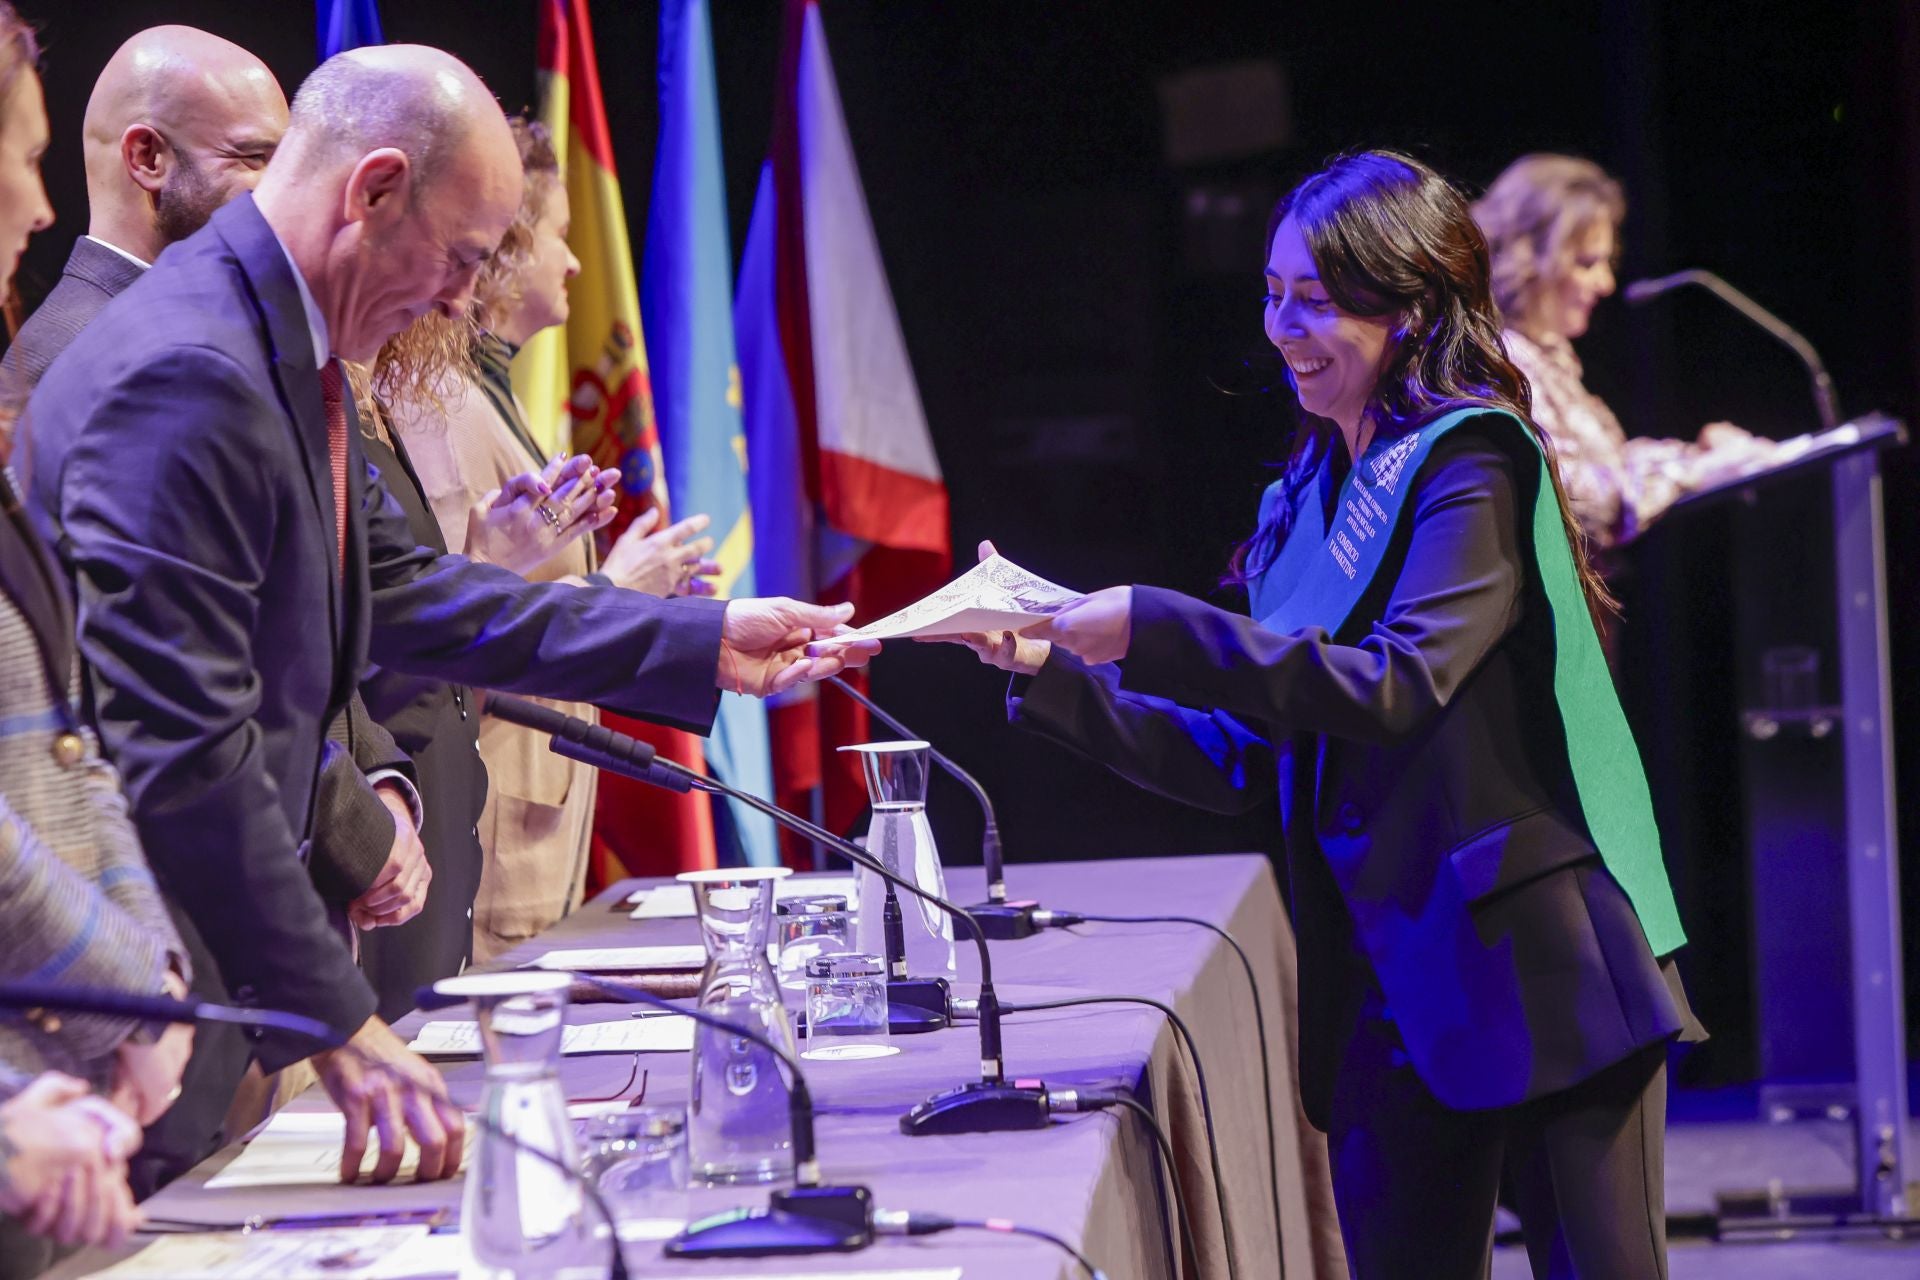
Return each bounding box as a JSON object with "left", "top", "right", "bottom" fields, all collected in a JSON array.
[
  {"left": 359, "top": 462, "right": 725, "bottom": 733},
  {"left": 0, "top": 790, "right": 172, "bottom": 1061},
  {"left": 1008, "top": 651, "right": 1276, "bottom": 816},
  {"left": 57, "top": 348, "right": 377, "bottom": 1063},
  {"left": 1118, "top": 429, "right": 1526, "bottom": 747}
]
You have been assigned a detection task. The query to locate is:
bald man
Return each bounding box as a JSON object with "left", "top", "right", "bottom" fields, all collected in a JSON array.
[
  {"left": 24, "top": 45, "right": 874, "bottom": 1186},
  {"left": 4, "top": 30, "right": 438, "bottom": 1193}
]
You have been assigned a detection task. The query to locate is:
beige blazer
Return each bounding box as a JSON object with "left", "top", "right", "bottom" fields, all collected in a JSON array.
[{"left": 391, "top": 374, "right": 600, "bottom": 962}]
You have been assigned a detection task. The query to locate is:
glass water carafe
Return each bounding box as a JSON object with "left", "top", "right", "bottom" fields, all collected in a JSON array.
[
  {"left": 437, "top": 970, "right": 598, "bottom": 1280},
  {"left": 681, "top": 866, "right": 799, "bottom": 1185},
  {"left": 840, "top": 740, "right": 957, "bottom": 978}
]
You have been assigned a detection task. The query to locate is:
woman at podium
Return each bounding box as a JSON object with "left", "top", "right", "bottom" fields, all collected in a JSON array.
[
  {"left": 1474, "top": 154, "right": 1772, "bottom": 551},
  {"left": 942, "top": 150, "right": 1700, "bottom": 1279}
]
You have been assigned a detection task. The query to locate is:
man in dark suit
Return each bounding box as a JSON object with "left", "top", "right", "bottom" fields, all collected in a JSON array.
[
  {"left": 1, "top": 28, "right": 435, "bottom": 1191},
  {"left": 24, "top": 43, "right": 873, "bottom": 1185}
]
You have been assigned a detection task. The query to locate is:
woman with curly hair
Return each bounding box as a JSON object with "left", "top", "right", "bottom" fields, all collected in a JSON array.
[
  {"left": 377, "top": 117, "right": 716, "bottom": 964},
  {"left": 940, "top": 151, "right": 1701, "bottom": 1278}
]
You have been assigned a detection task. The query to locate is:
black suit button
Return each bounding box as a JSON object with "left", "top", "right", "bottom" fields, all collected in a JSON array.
[
  {"left": 1336, "top": 803, "right": 1364, "bottom": 834},
  {"left": 234, "top": 985, "right": 256, "bottom": 1003}
]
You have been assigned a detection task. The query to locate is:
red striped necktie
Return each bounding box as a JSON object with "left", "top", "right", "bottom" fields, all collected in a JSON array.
[{"left": 318, "top": 360, "right": 349, "bottom": 581}]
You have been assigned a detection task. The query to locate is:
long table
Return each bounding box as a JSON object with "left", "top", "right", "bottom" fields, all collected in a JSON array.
[{"left": 58, "top": 855, "right": 1347, "bottom": 1279}]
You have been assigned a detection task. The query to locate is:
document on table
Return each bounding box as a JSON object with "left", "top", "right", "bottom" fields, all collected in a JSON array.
[
  {"left": 527, "top": 944, "right": 707, "bottom": 971},
  {"left": 406, "top": 1016, "right": 693, "bottom": 1058},
  {"left": 83, "top": 1226, "right": 439, "bottom": 1279},
  {"left": 203, "top": 1111, "right": 472, "bottom": 1190},
  {"left": 627, "top": 874, "right": 860, "bottom": 919},
  {"left": 849, "top": 553, "right": 1081, "bottom": 640}
]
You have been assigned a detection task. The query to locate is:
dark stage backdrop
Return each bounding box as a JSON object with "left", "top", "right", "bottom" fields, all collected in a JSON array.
[{"left": 11, "top": 0, "right": 1917, "bottom": 1085}]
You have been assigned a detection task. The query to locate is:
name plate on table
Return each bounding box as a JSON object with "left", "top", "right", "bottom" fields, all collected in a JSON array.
[{"left": 82, "top": 1226, "right": 439, "bottom": 1279}]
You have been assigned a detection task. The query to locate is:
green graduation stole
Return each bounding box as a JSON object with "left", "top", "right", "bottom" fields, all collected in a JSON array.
[{"left": 1248, "top": 406, "right": 1686, "bottom": 955}]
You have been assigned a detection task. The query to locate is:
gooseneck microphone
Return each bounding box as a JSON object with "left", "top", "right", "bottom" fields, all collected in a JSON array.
[
  {"left": 421, "top": 975, "right": 871, "bottom": 1258},
  {"left": 825, "top": 677, "right": 1040, "bottom": 941},
  {"left": 0, "top": 981, "right": 344, "bottom": 1049},
  {"left": 489, "top": 698, "right": 944, "bottom": 1035},
  {"left": 1623, "top": 268, "right": 1841, "bottom": 430},
  {"left": 488, "top": 699, "right": 1051, "bottom": 1136}
]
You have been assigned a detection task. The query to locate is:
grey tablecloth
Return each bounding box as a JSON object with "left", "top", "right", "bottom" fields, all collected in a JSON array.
[{"left": 56, "top": 854, "right": 1346, "bottom": 1280}]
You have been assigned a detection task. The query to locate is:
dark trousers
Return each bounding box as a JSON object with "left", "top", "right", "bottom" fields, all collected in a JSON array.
[{"left": 1326, "top": 985, "right": 1669, "bottom": 1280}]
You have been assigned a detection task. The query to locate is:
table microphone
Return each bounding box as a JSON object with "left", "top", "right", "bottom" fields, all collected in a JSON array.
[
  {"left": 419, "top": 975, "right": 873, "bottom": 1258},
  {"left": 488, "top": 699, "right": 1052, "bottom": 1135},
  {"left": 486, "top": 697, "right": 944, "bottom": 1036},
  {"left": 825, "top": 676, "right": 1040, "bottom": 941},
  {"left": 1624, "top": 268, "right": 1841, "bottom": 430}
]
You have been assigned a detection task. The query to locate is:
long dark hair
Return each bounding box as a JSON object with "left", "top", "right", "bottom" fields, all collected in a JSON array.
[{"left": 1227, "top": 150, "right": 1614, "bottom": 618}]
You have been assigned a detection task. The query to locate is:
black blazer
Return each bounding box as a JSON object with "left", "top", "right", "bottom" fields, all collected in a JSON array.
[
  {"left": 354, "top": 425, "right": 488, "bottom": 1022},
  {"left": 1010, "top": 422, "right": 1685, "bottom": 1126},
  {"left": 4, "top": 233, "right": 412, "bottom": 912},
  {"left": 23, "top": 196, "right": 726, "bottom": 1062}
]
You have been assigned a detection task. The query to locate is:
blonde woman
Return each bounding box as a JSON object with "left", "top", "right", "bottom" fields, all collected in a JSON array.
[
  {"left": 1475, "top": 154, "right": 1773, "bottom": 550},
  {"left": 386, "top": 119, "right": 715, "bottom": 962}
]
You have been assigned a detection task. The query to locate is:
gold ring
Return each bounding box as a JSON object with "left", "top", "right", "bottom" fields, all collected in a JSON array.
[{"left": 536, "top": 503, "right": 563, "bottom": 531}]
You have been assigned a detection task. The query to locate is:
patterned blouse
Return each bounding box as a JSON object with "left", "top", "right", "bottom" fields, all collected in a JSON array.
[{"left": 1506, "top": 328, "right": 1698, "bottom": 550}]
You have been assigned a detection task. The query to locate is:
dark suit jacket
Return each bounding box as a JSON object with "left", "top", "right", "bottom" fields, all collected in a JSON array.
[
  {"left": 1009, "top": 422, "right": 1684, "bottom": 1126},
  {"left": 23, "top": 196, "right": 725, "bottom": 1064},
  {"left": 4, "top": 234, "right": 408, "bottom": 910},
  {"left": 355, "top": 425, "right": 488, "bottom": 1022}
]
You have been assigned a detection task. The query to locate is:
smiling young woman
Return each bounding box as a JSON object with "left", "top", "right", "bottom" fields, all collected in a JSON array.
[{"left": 940, "top": 150, "right": 1701, "bottom": 1279}]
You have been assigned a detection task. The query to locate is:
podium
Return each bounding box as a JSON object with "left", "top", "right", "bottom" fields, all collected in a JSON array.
[{"left": 1654, "top": 414, "right": 1910, "bottom": 1231}]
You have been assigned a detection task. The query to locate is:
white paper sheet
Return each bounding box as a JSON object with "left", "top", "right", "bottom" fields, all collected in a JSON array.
[
  {"left": 849, "top": 554, "right": 1081, "bottom": 640},
  {"left": 83, "top": 1227, "right": 435, "bottom": 1279},
  {"left": 406, "top": 1016, "right": 693, "bottom": 1058},
  {"left": 626, "top": 874, "right": 860, "bottom": 919},
  {"left": 527, "top": 944, "right": 707, "bottom": 972},
  {"left": 203, "top": 1111, "right": 472, "bottom": 1191}
]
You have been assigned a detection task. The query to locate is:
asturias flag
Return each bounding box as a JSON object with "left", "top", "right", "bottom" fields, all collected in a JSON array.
[
  {"left": 736, "top": 0, "right": 951, "bottom": 850},
  {"left": 317, "top": 0, "right": 382, "bottom": 60},
  {"left": 521, "top": 0, "right": 717, "bottom": 880},
  {"left": 642, "top": 0, "right": 779, "bottom": 867}
]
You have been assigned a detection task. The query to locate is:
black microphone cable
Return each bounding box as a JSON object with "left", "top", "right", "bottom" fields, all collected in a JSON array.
[
  {"left": 996, "top": 994, "right": 1237, "bottom": 1280},
  {"left": 1045, "top": 1087, "right": 1194, "bottom": 1279},
  {"left": 873, "top": 1209, "right": 1108, "bottom": 1279},
  {"left": 1033, "top": 909, "right": 1282, "bottom": 1268}
]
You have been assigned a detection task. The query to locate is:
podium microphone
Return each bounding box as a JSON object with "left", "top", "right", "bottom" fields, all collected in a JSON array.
[
  {"left": 488, "top": 700, "right": 1052, "bottom": 1135},
  {"left": 1623, "top": 268, "right": 1841, "bottom": 430},
  {"left": 825, "top": 676, "right": 1039, "bottom": 941}
]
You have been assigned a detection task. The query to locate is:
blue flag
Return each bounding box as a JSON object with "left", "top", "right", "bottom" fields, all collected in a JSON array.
[
  {"left": 317, "top": 0, "right": 384, "bottom": 59},
  {"left": 643, "top": 0, "right": 779, "bottom": 866}
]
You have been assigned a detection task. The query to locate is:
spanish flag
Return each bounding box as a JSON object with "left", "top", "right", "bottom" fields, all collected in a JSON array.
[{"left": 517, "top": 0, "right": 717, "bottom": 880}]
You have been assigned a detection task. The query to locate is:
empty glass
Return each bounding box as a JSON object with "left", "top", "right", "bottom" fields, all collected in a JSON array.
[
  {"left": 839, "top": 741, "right": 956, "bottom": 979},
  {"left": 802, "top": 953, "right": 894, "bottom": 1061},
  {"left": 579, "top": 1107, "right": 688, "bottom": 1211},
  {"left": 775, "top": 894, "right": 853, "bottom": 991}
]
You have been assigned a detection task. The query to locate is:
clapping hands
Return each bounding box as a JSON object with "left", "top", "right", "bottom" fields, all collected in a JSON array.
[
  {"left": 0, "top": 1073, "right": 144, "bottom": 1249},
  {"left": 465, "top": 454, "right": 619, "bottom": 576}
]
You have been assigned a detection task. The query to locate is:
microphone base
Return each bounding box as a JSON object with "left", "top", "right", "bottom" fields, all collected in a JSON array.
[
  {"left": 900, "top": 1079, "right": 1052, "bottom": 1135},
  {"left": 887, "top": 976, "right": 952, "bottom": 1021},
  {"left": 796, "top": 989, "right": 946, "bottom": 1036},
  {"left": 664, "top": 1184, "right": 873, "bottom": 1258},
  {"left": 967, "top": 900, "right": 1041, "bottom": 940}
]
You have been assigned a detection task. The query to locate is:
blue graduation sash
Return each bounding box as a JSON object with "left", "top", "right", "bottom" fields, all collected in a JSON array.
[{"left": 1248, "top": 407, "right": 1685, "bottom": 955}]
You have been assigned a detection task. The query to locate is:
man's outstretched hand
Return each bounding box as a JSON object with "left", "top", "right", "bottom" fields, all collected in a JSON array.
[{"left": 719, "top": 598, "right": 881, "bottom": 696}]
